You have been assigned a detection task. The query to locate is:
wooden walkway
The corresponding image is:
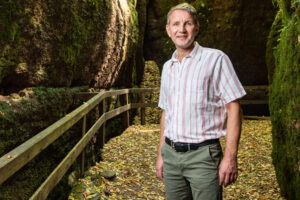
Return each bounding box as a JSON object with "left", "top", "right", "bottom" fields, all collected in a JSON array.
[{"left": 69, "top": 120, "right": 284, "bottom": 200}]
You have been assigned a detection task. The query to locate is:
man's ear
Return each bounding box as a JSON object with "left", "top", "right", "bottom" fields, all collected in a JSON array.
[{"left": 166, "top": 25, "right": 171, "bottom": 37}]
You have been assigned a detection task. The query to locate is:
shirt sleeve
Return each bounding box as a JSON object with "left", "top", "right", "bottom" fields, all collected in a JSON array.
[
  {"left": 158, "top": 63, "right": 168, "bottom": 110},
  {"left": 213, "top": 54, "right": 246, "bottom": 104}
]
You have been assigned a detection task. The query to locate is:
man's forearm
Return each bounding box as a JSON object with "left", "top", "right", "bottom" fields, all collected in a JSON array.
[
  {"left": 224, "top": 100, "right": 241, "bottom": 158},
  {"left": 219, "top": 100, "right": 241, "bottom": 186},
  {"left": 158, "top": 110, "right": 166, "bottom": 155},
  {"left": 156, "top": 110, "right": 165, "bottom": 181}
]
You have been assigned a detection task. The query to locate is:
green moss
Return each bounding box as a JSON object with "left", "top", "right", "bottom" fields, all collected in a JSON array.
[
  {"left": 269, "top": 2, "right": 300, "bottom": 199},
  {"left": 131, "top": 59, "right": 137, "bottom": 84},
  {"left": 161, "top": 36, "right": 176, "bottom": 62},
  {"left": 56, "top": 2, "right": 95, "bottom": 66},
  {"left": 0, "top": 0, "right": 23, "bottom": 84},
  {"left": 105, "top": 0, "right": 110, "bottom": 8},
  {"left": 128, "top": 0, "right": 139, "bottom": 43},
  {"left": 45, "top": 0, "right": 111, "bottom": 86},
  {"left": 0, "top": 0, "right": 22, "bottom": 43},
  {"left": 266, "top": 10, "right": 282, "bottom": 84},
  {"left": 0, "top": 86, "right": 87, "bottom": 155},
  {"left": 0, "top": 86, "right": 88, "bottom": 199}
]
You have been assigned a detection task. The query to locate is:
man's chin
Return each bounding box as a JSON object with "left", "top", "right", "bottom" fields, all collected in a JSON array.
[{"left": 176, "top": 42, "right": 194, "bottom": 50}]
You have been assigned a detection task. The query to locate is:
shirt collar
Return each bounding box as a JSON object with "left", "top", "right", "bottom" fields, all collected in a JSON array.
[{"left": 170, "top": 42, "right": 201, "bottom": 63}]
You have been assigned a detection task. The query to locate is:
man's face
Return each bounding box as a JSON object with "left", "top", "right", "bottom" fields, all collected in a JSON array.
[{"left": 166, "top": 10, "right": 199, "bottom": 51}]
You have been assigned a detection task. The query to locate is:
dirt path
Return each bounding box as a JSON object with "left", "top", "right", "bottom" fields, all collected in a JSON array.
[{"left": 69, "top": 120, "right": 284, "bottom": 200}]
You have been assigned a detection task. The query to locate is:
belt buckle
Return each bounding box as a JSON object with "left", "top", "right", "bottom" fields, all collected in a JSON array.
[{"left": 171, "top": 142, "right": 177, "bottom": 152}]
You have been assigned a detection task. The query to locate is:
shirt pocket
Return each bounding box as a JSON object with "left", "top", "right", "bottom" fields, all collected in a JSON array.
[{"left": 187, "top": 87, "right": 205, "bottom": 110}]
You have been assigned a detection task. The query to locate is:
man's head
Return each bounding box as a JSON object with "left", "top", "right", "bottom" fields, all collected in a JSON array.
[
  {"left": 166, "top": 3, "right": 199, "bottom": 51},
  {"left": 167, "top": 3, "right": 198, "bottom": 25}
]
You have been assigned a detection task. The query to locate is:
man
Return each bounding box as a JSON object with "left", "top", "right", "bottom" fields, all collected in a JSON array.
[{"left": 156, "top": 3, "right": 246, "bottom": 200}]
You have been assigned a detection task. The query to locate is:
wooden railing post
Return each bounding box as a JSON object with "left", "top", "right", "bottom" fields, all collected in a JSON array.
[
  {"left": 80, "top": 115, "right": 86, "bottom": 177},
  {"left": 99, "top": 99, "right": 106, "bottom": 148},
  {"left": 140, "top": 93, "right": 145, "bottom": 125},
  {"left": 123, "top": 93, "right": 130, "bottom": 128}
]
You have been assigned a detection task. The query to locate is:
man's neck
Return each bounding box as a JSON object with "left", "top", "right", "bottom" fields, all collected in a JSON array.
[{"left": 176, "top": 43, "right": 195, "bottom": 62}]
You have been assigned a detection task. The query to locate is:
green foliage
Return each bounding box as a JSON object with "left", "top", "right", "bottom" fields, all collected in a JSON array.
[
  {"left": 0, "top": 86, "right": 88, "bottom": 199},
  {"left": 190, "top": 0, "right": 213, "bottom": 32},
  {"left": 162, "top": 36, "right": 176, "bottom": 59},
  {"left": 0, "top": 86, "right": 85, "bottom": 155},
  {"left": 269, "top": 2, "right": 300, "bottom": 199}
]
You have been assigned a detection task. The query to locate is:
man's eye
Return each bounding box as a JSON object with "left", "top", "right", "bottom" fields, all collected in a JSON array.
[{"left": 173, "top": 23, "right": 179, "bottom": 26}]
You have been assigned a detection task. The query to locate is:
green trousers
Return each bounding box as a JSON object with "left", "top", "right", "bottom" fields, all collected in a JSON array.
[{"left": 161, "top": 141, "right": 223, "bottom": 200}]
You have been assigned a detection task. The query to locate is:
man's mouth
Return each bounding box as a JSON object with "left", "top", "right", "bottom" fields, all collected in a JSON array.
[{"left": 177, "top": 35, "right": 187, "bottom": 39}]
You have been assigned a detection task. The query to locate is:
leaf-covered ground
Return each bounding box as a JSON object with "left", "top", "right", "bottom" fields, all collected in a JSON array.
[{"left": 69, "top": 120, "right": 285, "bottom": 200}]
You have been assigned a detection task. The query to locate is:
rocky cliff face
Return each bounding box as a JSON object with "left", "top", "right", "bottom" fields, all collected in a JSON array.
[
  {"left": 0, "top": 0, "right": 145, "bottom": 199},
  {"left": 90, "top": 0, "right": 140, "bottom": 88},
  {"left": 144, "top": 0, "right": 276, "bottom": 85},
  {"left": 0, "top": 0, "right": 142, "bottom": 91}
]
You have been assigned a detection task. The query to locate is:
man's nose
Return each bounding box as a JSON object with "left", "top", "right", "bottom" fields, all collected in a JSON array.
[{"left": 179, "top": 24, "right": 186, "bottom": 32}]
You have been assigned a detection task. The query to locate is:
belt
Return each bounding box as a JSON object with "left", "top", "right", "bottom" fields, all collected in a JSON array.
[{"left": 165, "top": 137, "right": 219, "bottom": 152}]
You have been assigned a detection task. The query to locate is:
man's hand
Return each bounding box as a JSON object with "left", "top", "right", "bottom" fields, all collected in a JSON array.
[
  {"left": 156, "top": 110, "right": 165, "bottom": 182},
  {"left": 156, "top": 154, "right": 164, "bottom": 181},
  {"left": 219, "top": 155, "right": 238, "bottom": 187},
  {"left": 219, "top": 100, "right": 241, "bottom": 187}
]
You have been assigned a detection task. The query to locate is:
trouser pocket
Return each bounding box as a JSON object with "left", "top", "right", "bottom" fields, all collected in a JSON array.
[{"left": 208, "top": 143, "right": 223, "bottom": 168}]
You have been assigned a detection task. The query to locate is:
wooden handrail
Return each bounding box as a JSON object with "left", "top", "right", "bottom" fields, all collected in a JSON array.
[
  {"left": 243, "top": 85, "right": 268, "bottom": 90},
  {"left": 0, "top": 88, "right": 159, "bottom": 200},
  {"left": 240, "top": 99, "right": 269, "bottom": 105},
  {"left": 0, "top": 86, "right": 269, "bottom": 199}
]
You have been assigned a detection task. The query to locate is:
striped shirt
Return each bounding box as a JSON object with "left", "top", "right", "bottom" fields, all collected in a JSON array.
[{"left": 158, "top": 42, "right": 246, "bottom": 143}]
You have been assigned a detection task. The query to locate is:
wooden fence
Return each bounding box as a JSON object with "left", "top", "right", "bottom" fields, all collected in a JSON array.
[
  {"left": 0, "top": 85, "right": 269, "bottom": 199},
  {"left": 0, "top": 88, "right": 159, "bottom": 200}
]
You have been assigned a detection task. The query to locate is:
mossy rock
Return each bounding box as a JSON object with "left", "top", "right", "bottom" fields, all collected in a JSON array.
[
  {"left": 0, "top": 0, "right": 110, "bottom": 88},
  {"left": 266, "top": 10, "right": 282, "bottom": 84},
  {"left": 269, "top": 1, "right": 300, "bottom": 199}
]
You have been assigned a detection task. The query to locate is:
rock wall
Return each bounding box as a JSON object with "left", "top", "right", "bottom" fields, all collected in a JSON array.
[
  {"left": 144, "top": 0, "right": 276, "bottom": 85},
  {"left": 0, "top": 0, "right": 145, "bottom": 199},
  {"left": 268, "top": 1, "right": 300, "bottom": 199},
  {"left": 0, "top": 0, "right": 143, "bottom": 91}
]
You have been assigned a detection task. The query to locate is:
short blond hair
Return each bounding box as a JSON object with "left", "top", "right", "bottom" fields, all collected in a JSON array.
[{"left": 167, "top": 3, "right": 198, "bottom": 25}]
